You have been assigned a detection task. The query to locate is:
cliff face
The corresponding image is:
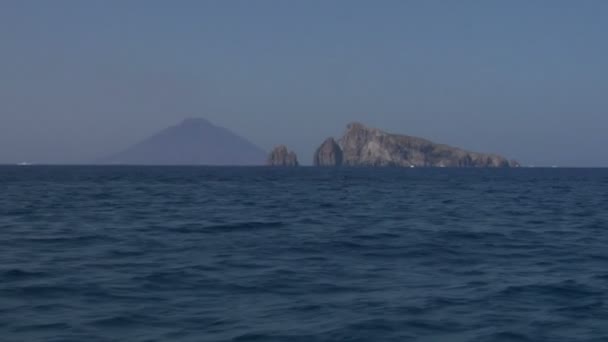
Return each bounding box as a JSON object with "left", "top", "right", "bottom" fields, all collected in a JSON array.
[
  {"left": 314, "top": 122, "right": 519, "bottom": 167},
  {"left": 313, "top": 138, "right": 343, "bottom": 166},
  {"left": 267, "top": 145, "right": 299, "bottom": 166}
]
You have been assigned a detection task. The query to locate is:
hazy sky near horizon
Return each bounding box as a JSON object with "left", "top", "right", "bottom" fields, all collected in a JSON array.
[{"left": 1, "top": 1, "right": 607, "bottom": 165}]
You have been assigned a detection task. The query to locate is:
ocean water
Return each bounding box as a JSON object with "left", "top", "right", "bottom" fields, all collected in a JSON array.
[{"left": 1, "top": 166, "right": 608, "bottom": 342}]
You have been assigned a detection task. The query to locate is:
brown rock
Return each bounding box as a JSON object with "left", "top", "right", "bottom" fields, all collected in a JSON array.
[
  {"left": 267, "top": 145, "right": 299, "bottom": 166},
  {"left": 313, "top": 138, "right": 343, "bottom": 166}
]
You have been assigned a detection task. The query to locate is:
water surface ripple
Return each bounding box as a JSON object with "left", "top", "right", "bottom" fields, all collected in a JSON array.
[{"left": 1, "top": 166, "right": 607, "bottom": 341}]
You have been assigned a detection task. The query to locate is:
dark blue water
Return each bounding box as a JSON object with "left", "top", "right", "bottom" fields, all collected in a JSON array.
[{"left": 1, "top": 166, "right": 608, "bottom": 342}]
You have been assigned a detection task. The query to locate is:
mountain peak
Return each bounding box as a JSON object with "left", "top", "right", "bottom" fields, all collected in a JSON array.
[
  {"left": 102, "top": 118, "right": 266, "bottom": 165},
  {"left": 346, "top": 122, "right": 368, "bottom": 130},
  {"left": 179, "top": 117, "right": 214, "bottom": 127},
  {"left": 345, "top": 122, "right": 383, "bottom": 136}
]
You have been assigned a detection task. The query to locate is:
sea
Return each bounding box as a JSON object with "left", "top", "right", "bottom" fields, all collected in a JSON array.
[{"left": 1, "top": 166, "right": 607, "bottom": 342}]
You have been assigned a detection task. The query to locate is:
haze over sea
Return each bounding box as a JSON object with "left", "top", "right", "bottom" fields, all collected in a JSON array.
[{"left": 2, "top": 166, "right": 608, "bottom": 342}]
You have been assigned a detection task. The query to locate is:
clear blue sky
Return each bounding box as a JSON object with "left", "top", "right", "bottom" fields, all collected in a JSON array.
[{"left": 1, "top": 1, "right": 607, "bottom": 165}]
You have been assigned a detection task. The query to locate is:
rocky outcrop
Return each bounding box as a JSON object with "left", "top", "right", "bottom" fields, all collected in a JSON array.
[
  {"left": 267, "top": 145, "right": 299, "bottom": 166},
  {"left": 313, "top": 122, "right": 519, "bottom": 168},
  {"left": 313, "top": 138, "right": 343, "bottom": 166}
]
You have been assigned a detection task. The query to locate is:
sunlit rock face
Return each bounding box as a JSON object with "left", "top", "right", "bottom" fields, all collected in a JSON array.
[{"left": 314, "top": 122, "right": 518, "bottom": 168}]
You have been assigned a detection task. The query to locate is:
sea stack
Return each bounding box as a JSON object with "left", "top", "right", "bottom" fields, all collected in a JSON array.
[
  {"left": 313, "top": 138, "right": 343, "bottom": 166},
  {"left": 313, "top": 122, "right": 518, "bottom": 167},
  {"left": 267, "top": 145, "right": 299, "bottom": 166}
]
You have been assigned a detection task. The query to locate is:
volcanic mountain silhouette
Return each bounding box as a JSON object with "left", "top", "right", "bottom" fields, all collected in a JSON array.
[{"left": 103, "top": 118, "right": 266, "bottom": 165}]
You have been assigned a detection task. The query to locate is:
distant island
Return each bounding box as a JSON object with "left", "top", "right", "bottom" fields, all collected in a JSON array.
[
  {"left": 267, "top": 145, "right": 299, "bottom": 167},
  {"left": 101, "top": 118, "right": 517, "bottom": 167},
  {"left": 313, "top": 122, "right": 518, "bottom": 168},
  {"left": 102, "top": 118, "right": 266, "bottom": 165}
]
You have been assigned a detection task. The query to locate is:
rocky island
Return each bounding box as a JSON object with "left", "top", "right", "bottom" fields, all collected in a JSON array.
[
  {"left": 267, "top": 145, "right": 299, "bottom": 166},
  {"left": 314, "top": 122, "right": 518, "bottom": 167}
]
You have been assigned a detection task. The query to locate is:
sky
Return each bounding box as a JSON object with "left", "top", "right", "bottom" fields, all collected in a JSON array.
[{"left": 1, "top": 1, "right": 607, "bottom": 166}]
